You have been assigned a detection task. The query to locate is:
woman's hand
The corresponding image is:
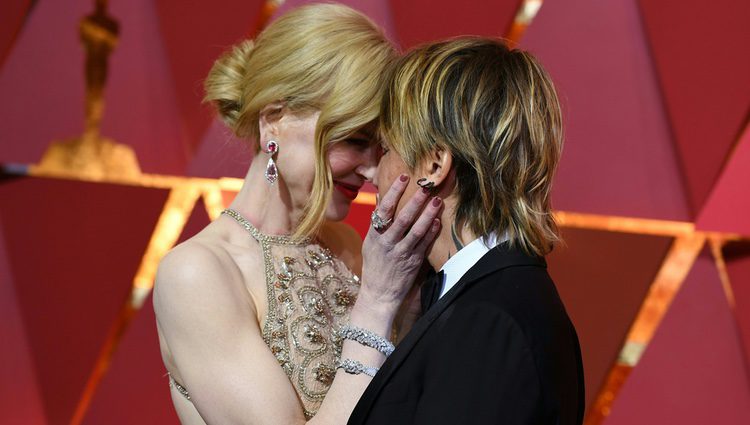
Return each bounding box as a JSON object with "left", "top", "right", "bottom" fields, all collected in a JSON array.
[
  {"left": 307, "top": 175, "right": 441, "bottom": 424},
  {"left": 354, "top": 175, "right": 442, "bottom": 326}
]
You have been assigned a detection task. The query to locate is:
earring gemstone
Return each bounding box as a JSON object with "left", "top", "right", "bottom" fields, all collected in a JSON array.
[
  {"left": 265, "top": 158, "right": 278, "bottom": 184},
  {"left": 266, "top": 140, "right": 278, "bottom": 154}
]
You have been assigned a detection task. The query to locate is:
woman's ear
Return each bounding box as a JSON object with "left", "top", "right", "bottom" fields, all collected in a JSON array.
[
  {"left": 258, "top": 102, "right": 285, "bottom": 146},
  {"left": 418, "top": 146, "right": 453, "bottom": 187}
]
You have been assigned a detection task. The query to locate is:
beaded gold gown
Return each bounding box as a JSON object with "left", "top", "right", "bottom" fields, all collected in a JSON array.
[{"left": 170, "top": 209, "right": 361, "bottom": 419}]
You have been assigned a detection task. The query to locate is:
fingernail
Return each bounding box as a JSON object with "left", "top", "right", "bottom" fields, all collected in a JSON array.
[
  {"left": 422, "top": 187, "right": 431, "bottom": 194},
  {"left": 432, "top": 219, "right": 441, "bottom": 231},
  {"left": 432, "top": 197, "right": 442, "bottom": 207},
  {"left": 399, "top": 174, "right": 408, "bottom": 182}
]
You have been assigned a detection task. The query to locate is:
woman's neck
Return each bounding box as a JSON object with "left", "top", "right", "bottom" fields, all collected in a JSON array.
[{"left": 228, "top": 154, "right": 304, "bottom": 236}]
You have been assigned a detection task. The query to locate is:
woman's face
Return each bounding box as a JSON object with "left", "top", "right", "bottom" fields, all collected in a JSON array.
[
  {"left": 271, "top": 110, "right": 379, "bottom": 222},
  {"left": 325, "top": 130, "right": 380, "bottom": 221}
]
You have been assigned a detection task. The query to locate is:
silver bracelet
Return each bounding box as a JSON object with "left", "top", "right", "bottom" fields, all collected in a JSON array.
[
  {"left": 339, "top": 324, "right": 395, "bottom": 357},
  {"left": 336, "top": 358, "right": 379, "bottom": 377}
]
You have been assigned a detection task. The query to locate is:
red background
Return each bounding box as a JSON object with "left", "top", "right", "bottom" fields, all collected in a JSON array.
[{"left": 1, "top": 0, "right": 749, "bottom": 424}]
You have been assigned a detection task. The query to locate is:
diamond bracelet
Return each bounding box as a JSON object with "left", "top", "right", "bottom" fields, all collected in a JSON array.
[
  {"left": 336, "top": 358, "right": 379, "bottom": 377},
  {"left": 339, "top": 324, "right": 395, "bottom": 357}
]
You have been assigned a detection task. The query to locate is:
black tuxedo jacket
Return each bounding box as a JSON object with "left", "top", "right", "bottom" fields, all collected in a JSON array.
[{"left": 348, "top": 243, "right": 585, "bottom": 425}]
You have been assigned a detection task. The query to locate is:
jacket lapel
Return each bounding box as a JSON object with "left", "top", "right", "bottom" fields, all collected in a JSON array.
[{"left": 348, "top": 243, "right": 546, "bottom": 424}]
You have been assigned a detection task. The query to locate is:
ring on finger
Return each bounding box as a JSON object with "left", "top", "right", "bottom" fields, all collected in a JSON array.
[{"left": 370, "top": 210, "right": 392, "bottom": 232}]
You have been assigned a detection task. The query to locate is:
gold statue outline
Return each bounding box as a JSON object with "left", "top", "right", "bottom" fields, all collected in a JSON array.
[{"left": 35, "top": 0, "right": 141, "bottom": 180}]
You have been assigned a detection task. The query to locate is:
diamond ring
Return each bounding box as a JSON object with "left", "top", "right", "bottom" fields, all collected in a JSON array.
[{"left": 370, "top": 210, "right": 392, "bottom": 232}]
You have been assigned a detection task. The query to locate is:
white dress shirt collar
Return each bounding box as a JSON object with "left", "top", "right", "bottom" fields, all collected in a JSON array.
[{"left": 438, "top": 232, "right": 508, "bottom": 299}]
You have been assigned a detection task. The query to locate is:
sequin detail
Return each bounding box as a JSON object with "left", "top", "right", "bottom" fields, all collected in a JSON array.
[
  {"left": 168, "top": 373, "right": 190, "bottom": 401},
  {"left": 222, "top": 209, "right": 360, "bottom": 418}
]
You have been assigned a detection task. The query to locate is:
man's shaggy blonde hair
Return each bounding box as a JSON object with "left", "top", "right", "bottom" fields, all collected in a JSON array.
[{"left": 381, "top": 37, "right": 563, "bottom": 256}]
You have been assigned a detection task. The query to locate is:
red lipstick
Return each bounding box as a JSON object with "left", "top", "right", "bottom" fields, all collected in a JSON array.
[{"left": 334, "top": 181, "right": 361, "bottom": 200}]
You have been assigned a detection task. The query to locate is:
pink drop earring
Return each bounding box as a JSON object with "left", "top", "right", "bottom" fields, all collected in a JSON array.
[{"left": 264, "top": 140, "right": 279, "bottom": 185}]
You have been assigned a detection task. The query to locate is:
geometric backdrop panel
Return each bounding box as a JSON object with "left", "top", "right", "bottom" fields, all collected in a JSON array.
[
  {"left": 696, "top": 124, "right": 750, "bottom": 236},
  {"left": 153, "top": 0, "right": 264, "bottom": 154},
  {"left": 81, "top": 200, "right": 213, "bottom": 424},
  {"left": 0, "top": 177, "right": 169, "bottom": 425},
  {"left": 547, "top": 228, "right": 673, "bottom": 412},
  {"left": 604, "top": 250, "right": 750, "bottom": 425},
  {"left": 386, "top": 0, "right": 522, "bottom": 48},
  {"left": 81, "top": 293, "right": 180, "bottom": 425},
  {"left": 0, "top": 213, "right": 48, "bottom": 425},
  {"left": 520, "top": 0, "right": 690, "bottom": 221},
  {"left": 724, "top": 241, "right": 750, "bottom": 372},
  {"left": 638, "top": 0, "right": 750, "bottom": 214}
]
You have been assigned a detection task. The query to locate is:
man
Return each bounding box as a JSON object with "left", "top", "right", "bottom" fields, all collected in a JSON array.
[{"left": 349, "top": 37, "right": 585, "bottom": 424}]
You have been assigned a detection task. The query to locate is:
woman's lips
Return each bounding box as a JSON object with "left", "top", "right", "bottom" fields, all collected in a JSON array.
[{"left": 334, "top": 181, "right": 361, "bottom": 200}]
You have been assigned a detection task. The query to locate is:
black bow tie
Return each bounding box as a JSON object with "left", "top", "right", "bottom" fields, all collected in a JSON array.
[{"left": 420, "top": 270, "right": 445, "bottom": 313}]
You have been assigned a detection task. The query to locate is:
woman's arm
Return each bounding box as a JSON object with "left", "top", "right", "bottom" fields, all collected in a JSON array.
[
  {"left": 312, "top": 175, "right": 442, "bottom": 423},
  {"left": 154, "top": 243, "right": 309, "bottom": 425},
  {"left": 154, "top": 176, "right": 441, "bottom": 425}
]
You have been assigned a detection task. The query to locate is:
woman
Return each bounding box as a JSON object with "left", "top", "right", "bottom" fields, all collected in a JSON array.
[
  {"left": 153, "top": 4, "right": 441, "bottom": 424},
  {"left": 351, "top": 37, "right": 585, "bottom": 424}
]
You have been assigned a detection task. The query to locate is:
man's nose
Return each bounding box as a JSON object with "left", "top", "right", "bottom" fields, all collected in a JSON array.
[{"left": 356, "top": 146, "right": 380, "bottom": 182}]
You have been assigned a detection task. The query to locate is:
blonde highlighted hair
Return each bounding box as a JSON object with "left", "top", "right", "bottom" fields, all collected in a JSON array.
[
  {"left": 381, "top": 37, "right": 563, "bottom": 256},
  {"left": 205, "top": 3, "right": 396, "bottom": 238}
]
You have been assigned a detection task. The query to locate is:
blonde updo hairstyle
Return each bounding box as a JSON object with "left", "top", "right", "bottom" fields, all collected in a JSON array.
[
  {"left": 381, "top": 37, "right": 563, "bottom": 256},
  {"left": 205, "top": 3, "right": 396, "bottom": 239}
]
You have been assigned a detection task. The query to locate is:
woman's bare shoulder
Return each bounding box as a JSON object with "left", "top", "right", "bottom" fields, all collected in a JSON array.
[
  {"left": 320, "top": 221, "right": 363, "bottom": 275},
  {"left": 153, "top": 233, "right": 252, "bottom": 319},
  {"left": 158, "top": 232, "right": 234, "bottom": 282}
]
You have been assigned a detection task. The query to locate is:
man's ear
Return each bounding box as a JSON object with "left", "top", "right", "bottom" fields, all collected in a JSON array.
[
  {"left": 257, "top": 102, "right": 285, "bottom": 147},
  {"left": 418, "top": 146, "right": 453, "bottom": 188}
]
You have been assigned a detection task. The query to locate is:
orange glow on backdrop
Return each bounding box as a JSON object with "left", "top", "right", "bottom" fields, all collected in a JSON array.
[{"left": 3, "top": 0, "right": 750, "bottom": 423}]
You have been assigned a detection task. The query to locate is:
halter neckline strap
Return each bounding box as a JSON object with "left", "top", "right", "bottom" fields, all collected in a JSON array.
[{"left": 221, "top": 208, "right": 312, "bottom": 246}]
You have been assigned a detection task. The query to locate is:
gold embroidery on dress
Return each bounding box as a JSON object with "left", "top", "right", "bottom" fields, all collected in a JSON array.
[{"left": 222, "top": 209, "right": 360, "bottom": 419}]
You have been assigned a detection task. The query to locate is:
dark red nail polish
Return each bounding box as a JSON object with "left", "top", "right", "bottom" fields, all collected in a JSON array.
[
  {"left": 432, "top": 197, "right": 442, "bottom": 207},
  {"left": 422, "top": 187, "right": 431, "bottom": 194},
  {"left": 399, "top": 174, "right": 408, "bottom": 182}
]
